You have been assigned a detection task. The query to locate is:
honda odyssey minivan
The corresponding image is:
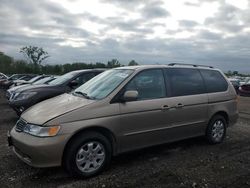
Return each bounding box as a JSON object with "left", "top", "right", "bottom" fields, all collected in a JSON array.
[{"left": 8, "top": 64, "right": 238, "bottom": 178}]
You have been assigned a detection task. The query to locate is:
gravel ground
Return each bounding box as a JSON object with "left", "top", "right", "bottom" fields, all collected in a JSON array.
[{"left": 1, "top": 89, "right": 250, "bottom": 188}]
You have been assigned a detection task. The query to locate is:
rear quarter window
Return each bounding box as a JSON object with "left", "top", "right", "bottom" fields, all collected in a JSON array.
[{"left": 200, "top": 69, "right": 228, "bottom": 93}]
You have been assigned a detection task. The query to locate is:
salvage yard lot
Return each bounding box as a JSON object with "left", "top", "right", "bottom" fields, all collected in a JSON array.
[{"left": 1, "top": 89, "right": 250, "bottom": 188}]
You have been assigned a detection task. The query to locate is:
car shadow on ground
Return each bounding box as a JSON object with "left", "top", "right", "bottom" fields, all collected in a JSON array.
[{"left": 20, "top": 136, "right": 207, "bottom": 183}]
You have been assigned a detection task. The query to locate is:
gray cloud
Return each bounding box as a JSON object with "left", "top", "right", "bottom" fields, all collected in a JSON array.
[
  {"left": 0, "top": 0, "right": 250, "bottom": 73},
  {"left": 179, "top": 20, "right": 199, "bottom": 28},
  {"left": 184, "top": 2, "right": 200, "bottom": 7},
  {"left": 100, "top": 0, "right": 150, "bottom": 10},
  {"left": 196, "top": 30, "right": 222, "bottom": 40},
  {"left": 141, "top": 1, "right": 170, "bottom": 19},
  {"left": 204, "top": 4, "right": 245, "bottom": 33}
]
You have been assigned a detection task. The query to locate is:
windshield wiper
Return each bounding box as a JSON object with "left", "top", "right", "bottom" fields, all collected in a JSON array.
[{"left": 73, "top": 91, "right": 94, "bottom": 99}]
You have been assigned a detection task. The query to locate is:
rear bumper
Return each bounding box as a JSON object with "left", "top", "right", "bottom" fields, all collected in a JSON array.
[
  {"left": 239, "top": 89, "right": 250, "bottom": 96},
  {"left": 9, "top": 127, "right": 70, "bottom": 168}
]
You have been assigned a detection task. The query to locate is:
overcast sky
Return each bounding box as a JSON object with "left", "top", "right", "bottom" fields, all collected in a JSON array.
[{"left": 0, "top": 0, "right": 250, "bottom": 72}]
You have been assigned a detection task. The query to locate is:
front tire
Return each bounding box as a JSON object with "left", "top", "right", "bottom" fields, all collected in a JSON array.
[
  {"left": 206, "top": 115, "right": 227, "bottom": 144},
  {"left": 63, "top": 131, "right": 112, "bottom": 178}
]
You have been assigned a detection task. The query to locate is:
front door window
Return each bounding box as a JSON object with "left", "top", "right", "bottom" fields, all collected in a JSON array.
[{"left": 125, "top": 69, "right": 166, "bottom": 100}]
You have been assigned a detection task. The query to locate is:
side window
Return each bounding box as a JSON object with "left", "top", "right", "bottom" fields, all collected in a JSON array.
[
  {"left": 125, "top": 69, "right": 166, "bottom": 100},
  {"left": 200, "top": 69, "right": 228, "bottom": 93},
  {"left": 165, "top": 68, "right": 205, "bottom": 97},
  {"left": 73, "top": 73, "right": 96, "bottom": 87}
]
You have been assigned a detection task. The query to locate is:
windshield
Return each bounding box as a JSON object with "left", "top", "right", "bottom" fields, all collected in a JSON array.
[
  {"left": 74, "top": 69, "right": 134, "bottom": 100},
  {"left": 231, "top": 81, "right": 239, "bottom": 85},
  {"left": 20, "top": 75, "right": 33, "bottom": 81},
  {"left": 33, "top": 77, "right": 53, "bottom": 85},
  {"left": 8, "top": 74, "right": 22, "bottom": 80},
  {"left": 28, "top": 76, "right": 41, "bottom": 83},
  {"left": 49, "top": 72, "right": 76, "bottom": 85},
  {"left": 17, "top": 76, "right": 26, "bottom": 80}
]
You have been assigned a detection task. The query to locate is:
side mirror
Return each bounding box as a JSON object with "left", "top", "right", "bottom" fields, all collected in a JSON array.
[
  {"left": 123, "top": 90, "right": 138, "bottom": 102},
  {"left": 69, "top": 80, "right": 79, "bottom": 88}
]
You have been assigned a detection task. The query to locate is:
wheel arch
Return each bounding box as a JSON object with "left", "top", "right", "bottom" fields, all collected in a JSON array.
[
  {"left": 209, "top": 111, "right": 229, "bottom": 125},
  {"left": 62, "top": 126, "right": 117, "bottom": 165}
]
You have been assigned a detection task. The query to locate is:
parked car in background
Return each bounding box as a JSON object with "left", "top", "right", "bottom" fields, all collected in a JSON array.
[
  {"left": 239, "top": 80, "right": 250, "bottom": 96},
  {"left": 30, "top": 76, "right": 57, "bottom": 85},
  {"left": 240, "top": 77, "right": 250, "bottom": 86},
  {"left": 10, "top": 75, "right": 49, "bottom": 88},
  {"left": 0, "top": 73, "right": 9, "bottom": 87},
  {"left": 0, "top": 73, "right": 8, "bottom": 80},
  {"left": 8, "top": 64, "right": 238, "bottom": 178},
  {"left": 1, "top": 74, "right": 36, "bottom": 89},
  {"left": 6, "top": 76, "right": 57, "bottom": 100},
  {"left": 228, "top": 78, "right": 240, "bottom": 93},
  {"left": 1, "top": 74, "right": 24, "bottom": 88},
  {"left": 8, "top": 69, "right": 104, "bottom": 115}
]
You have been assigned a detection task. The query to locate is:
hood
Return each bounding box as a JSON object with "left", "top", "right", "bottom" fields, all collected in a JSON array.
[
  {"left": 13, "top": 80, "right": 29, "bottom": 84},
  {"left": 21, "top": 93, "right": 95, "bottom": 125},
  {"left": 8, "top": 84, "right": 31, "bottom": 92},
  {"left": 16, "top": 84, "right": 54, "bottom": 92}
]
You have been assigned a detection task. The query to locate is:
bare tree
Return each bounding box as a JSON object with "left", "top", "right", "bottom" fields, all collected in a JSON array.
[{"left": 20, "top": 46, "right": 49, "bottom": 65}]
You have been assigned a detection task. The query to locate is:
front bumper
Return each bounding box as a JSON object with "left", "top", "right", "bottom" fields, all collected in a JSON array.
[
  {"left": 6, "top": 91, "right": 11, "bottom": 100},
  {"left": 8, "top": 97, "right": 36, "bottom": 115},
  {"left": 9, "top": 127, "right": 70, "bottom": 168}
]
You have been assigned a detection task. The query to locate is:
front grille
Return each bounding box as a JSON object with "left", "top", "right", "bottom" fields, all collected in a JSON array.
[
  {"left": 9, "top": 92, "right": 16, "bottom": 101},
  {"left": 15, "top": 119, "right": 27, "bottom": 132}
]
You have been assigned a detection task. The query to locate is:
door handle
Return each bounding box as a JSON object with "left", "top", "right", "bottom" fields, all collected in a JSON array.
[
  {"left": 161, "top": 105, "right": 171, "bottom": 111},
  {"left": 175, "top": 103, "right": 184, "bottom": 108}
]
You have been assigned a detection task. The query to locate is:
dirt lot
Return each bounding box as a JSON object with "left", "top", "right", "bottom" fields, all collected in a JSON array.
[{"left": 0, "top": 90, "right": 250, "bottom": 188}]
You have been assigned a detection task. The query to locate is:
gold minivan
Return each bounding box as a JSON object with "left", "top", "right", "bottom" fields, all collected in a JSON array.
[{"left": 8, "top": 64, "right": 238, "bottom": 178}]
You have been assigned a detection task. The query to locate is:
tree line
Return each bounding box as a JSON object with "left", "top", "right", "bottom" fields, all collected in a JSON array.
[
  {"left": 0, "top": 47, "right": 139, "bottom": 75},
  {"left": 1, "top": 46, "right": 247, "bottom": 77}
]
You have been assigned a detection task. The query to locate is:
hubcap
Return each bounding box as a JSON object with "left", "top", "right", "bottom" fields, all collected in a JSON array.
[
  {"left": 211, "top": 120, "right": 225, "bottom": 141},
  {"left": 76, "top": 141, "right": 105, "bottom": 173}
]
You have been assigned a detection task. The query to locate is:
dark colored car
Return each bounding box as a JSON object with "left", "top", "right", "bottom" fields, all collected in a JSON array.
[
  {"left": 0, "top": 73, "right": 8, "bottom": 87},
  {"left": 0, "top": 73, "right": 8, "bottom": 79},
  {"left": 10, "top": 75, "right": 49, "bottom": 88},
  {"left": 228, "top": 78, "right": 240, "bottom": 94},
  {"left": 6, "top": 76, "right": 57, "bottom": 100},
  {"left": 1, "top": 74, "right": 37, "bottom": 89},
  {"left": 9, "top": 69, "right": 104, "bottom": 115},
  {"left": 0, "top": 74, "right": 24, "bottom": 88},
  {"left": 239, "top": 81, "right": 250, "bottom": 96}
]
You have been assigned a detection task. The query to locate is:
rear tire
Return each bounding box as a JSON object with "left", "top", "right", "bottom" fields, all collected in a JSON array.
[
  {"left": 63, "top": 131, "right": 112, "bottom": 178},
  {"left": 206, "top": 115, "right": 227, "bottom": 144}
]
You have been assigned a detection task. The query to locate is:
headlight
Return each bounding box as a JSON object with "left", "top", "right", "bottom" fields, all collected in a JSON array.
[
  {"left": 23, "top": 124, "right": 60, "bottom": 137},
  {"left": 13, "top": 92, "right": 37, "bottom": 100}
]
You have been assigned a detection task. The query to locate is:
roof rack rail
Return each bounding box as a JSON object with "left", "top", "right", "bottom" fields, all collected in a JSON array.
[{"left": 168, "top": 63, "right": 213, "bottom": 68}]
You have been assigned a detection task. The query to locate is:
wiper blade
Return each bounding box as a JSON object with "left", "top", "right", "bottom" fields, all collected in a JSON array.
[{"left": 73, "top": 91, "right": 94, "bottom": 99}]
